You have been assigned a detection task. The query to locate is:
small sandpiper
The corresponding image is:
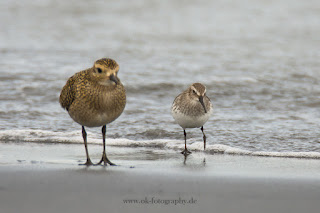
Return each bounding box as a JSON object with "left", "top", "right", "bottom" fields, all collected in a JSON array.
[
  {"left": 59, "top": 58, "right": 126, "bottom": 166},
  {"left": 171, "top": 83, "right": 213, "bottom": 155}
]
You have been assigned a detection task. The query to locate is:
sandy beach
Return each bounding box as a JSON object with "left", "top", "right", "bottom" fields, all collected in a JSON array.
[{"left": 1, "top": 142, "right": 320, "bottom": 213}]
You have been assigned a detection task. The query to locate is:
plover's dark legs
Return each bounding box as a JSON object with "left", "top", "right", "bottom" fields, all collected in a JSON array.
[
  {"left": 80, "top": 126, "right": 93, "bottom": 166},
  {"left": 181, "top": 129, "right": 192, "bottom": 155},
  {"left": 96, "top": 125, "right": 116, "bottom": 166},
  {"left": 201, "top": 126, "right": 207, "bottom": 150}
]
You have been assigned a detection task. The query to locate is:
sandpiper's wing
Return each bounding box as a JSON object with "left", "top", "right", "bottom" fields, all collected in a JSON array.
[
  {"left": 59, "top": 74, "right": 77, "bottom": 111},
  {"left": 172, "top": 90, "right": 188, "bottom": 108},
  {"left": 171, "top": 92, "right": 182, "bottom": 109}
]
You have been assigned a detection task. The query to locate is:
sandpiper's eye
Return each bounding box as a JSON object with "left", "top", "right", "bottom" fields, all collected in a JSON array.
[
  {"left": 193, "top": 90, "right": 196, "bottom": 94},
  {"left": 97, "top": 68, "right": 102, "bottom": 73}
]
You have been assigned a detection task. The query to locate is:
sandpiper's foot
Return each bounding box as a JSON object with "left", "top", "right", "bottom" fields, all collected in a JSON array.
[
  {"left": 79, "top": 159, "right": 94, "bottom": 166},
  {"left": 181, "top": 149, "right": 192, "bottom": 155},
  {"left": 95, "top": 154, "right": 116, "bottom": 166}
]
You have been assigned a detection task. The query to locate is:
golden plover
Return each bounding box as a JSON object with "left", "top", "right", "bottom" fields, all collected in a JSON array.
[
  {"left": 59, "top": 58, "right": 126, "bottom": 166},
  {"left": 171, "top": 83, "right": 212, "bottom": 155}
]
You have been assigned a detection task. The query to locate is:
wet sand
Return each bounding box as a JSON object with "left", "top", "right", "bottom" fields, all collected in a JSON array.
[{"left": 1, "top": 142, "right": 320, "bottom": 213}]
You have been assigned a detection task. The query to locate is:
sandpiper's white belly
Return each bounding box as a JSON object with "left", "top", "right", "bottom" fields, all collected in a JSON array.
[{"left": 171, "top": 109, "right": 211, "bottom": 129}]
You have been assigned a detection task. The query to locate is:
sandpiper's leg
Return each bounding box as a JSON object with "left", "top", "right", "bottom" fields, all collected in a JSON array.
[
  {"left": 201, "top": 126, "right": 207, "bottom": 150},
  {"left": 80, "top": 126, "right": 93, "bottom": 166},
  {"left": 96, "top": 125, "right": 116, "bottom": 166},
  {"left": 181, "top": 129, "right": 191, "bottom": 155}
]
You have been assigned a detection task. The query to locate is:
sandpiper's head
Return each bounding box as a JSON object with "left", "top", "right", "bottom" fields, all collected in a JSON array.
[
  {"left": 92, "top": 58, "right": 120, "bottom": 86},
  {"left": 189, "top": 83, "right": 207, "bottom": 113}
]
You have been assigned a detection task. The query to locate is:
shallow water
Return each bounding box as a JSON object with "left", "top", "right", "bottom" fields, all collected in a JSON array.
[{"left": 1, "top": 0, "right": 320, "bottom": 155}]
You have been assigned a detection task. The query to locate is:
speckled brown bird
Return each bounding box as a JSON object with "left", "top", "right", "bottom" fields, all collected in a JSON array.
[
  {"left": 171, "top": 83, "right": 212, "bottom": 155},
  {"left": 59, "top": 58, "right": 126, "bottom": 166}
]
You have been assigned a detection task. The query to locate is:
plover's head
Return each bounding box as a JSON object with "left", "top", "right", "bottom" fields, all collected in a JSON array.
[
  {"left": 189, "top": 83, "right": 207, "bottom": 113},
  {"left": 91, "top": 58, "right": 120, "bottom": 86}
]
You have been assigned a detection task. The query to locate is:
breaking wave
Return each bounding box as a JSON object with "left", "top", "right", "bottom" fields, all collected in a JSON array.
[{"left": 1, "top": 129, "right": 320, "bottom": 159}]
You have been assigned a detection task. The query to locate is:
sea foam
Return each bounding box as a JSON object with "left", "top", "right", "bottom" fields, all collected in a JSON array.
[{"left": 1, "top": 129, "right": 320, "bottom": 159}]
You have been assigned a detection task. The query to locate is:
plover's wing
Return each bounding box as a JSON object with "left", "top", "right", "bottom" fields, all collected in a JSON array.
[{"left": 59, "top": 74, "right": 77, "bottom": 112}]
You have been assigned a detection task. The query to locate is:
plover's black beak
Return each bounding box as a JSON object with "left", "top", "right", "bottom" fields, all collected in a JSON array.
[
  {"left": 110, "top": 74, "right": 119, "bottom": 85},
  {"left": 199, "top": 96, "right": 207, "bottom": 113}
]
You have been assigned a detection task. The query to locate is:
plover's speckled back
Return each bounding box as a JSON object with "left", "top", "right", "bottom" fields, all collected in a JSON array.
[
  {"left": 171, "top": 83, "right": 212, "bottom": 155},
  {"left": 60, "top": 58, "right": 126, "bottom": 166}
]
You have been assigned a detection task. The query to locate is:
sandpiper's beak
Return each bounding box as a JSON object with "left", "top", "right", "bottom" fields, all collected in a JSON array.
[
  {"left": 199, "top": 96, "right": 207, "bottom": 113},
  {"left": 109, "top": 74, "right": 119, "bottom": 85}
]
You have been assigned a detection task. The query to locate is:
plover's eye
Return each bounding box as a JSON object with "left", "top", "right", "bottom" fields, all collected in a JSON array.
[
  {"left": 97, "top": 68, "right": 102, "bottom": 73},
  {"left": 193, "top": 90, "right": 197, "bottom": 94}
]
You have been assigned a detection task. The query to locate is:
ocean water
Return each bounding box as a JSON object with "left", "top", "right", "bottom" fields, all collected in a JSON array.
[{"left": 1, "top": 0, "right": 320, "bottom": 157}]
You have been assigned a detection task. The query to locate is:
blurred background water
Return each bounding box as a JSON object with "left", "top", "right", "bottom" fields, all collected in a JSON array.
[{"left": 1, "top": 0, "right": 320, "bottom": 153}]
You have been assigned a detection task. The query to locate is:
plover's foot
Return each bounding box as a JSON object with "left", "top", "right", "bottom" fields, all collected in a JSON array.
[{"left": 181, "top": 149, "right": 192, "bottom": 155}]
